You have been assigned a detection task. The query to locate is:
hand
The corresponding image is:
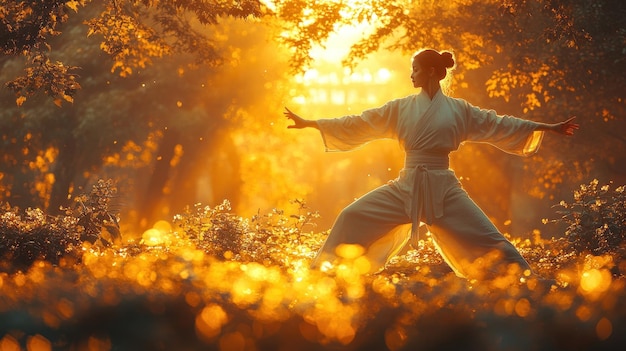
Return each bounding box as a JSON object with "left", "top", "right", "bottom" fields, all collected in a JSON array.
[
  {"left": 553, "top": 116, "right": 579, "bottom": 136},
  {"left": 284, "top": 107, "right": 316, "bottom": 129}
]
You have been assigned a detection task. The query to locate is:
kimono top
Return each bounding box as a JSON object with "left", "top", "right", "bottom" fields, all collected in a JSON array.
[{"left": 317, "top": 89, "right": 544, "bottom": 243}]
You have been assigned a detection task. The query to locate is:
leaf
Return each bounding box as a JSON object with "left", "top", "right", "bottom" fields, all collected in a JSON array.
[
  {"left": 54, "top": 99, "right": 63, "bottom": 107},
  {"left": 16, "top": 96, "right": 27, "bottom": 106},
  {"left": 62, "top": 94, "right": 74, "bottom": 103},
  {"left": 66, "top": 0, "right": 80, "bottom": 12}
]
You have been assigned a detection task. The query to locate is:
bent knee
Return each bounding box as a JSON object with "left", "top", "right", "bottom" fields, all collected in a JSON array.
[{"left": 337, "top": 203, "right": 364, "bottom": 222}]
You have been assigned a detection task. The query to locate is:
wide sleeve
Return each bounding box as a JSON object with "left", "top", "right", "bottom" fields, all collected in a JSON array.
[
  {"left": 464, "top": 101, "right": 544, "bottom": 156},
  {"left": 316, "top": 100, "right": 399, "bottom": 152}
]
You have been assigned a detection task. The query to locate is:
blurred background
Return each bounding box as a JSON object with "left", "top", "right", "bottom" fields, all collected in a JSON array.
[{"left": 1, "top": 0, "right": 624, "bottom": 238}]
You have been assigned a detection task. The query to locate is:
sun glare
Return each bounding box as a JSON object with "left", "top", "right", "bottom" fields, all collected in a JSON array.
[
  {"left": 289, "top": 1, "right": 412, "bottom": 110},
  {"left": 292, "top": 36, "right": 400, "bottom": 107},
  {"left": 309, "top": 19, "right": 374, "bottom": 62}
]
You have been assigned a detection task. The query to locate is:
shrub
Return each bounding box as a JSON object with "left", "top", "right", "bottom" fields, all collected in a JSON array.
[
  {"left": 64, "top": 179, "right": 121, "bottom": 246},
  {"left": 549, "top": 179, "right": 626, "bottom": 269},
  {"left": 0, "top": 205, "right": 82, "bottom": 272},
  {"left": 173, "top": 200, "right": 251, "bottom": 260},
  {"left": 0, "top": 179, "right": 121, "bottom": 272},
  {"left": 173, "top": 199, "right": 323, "bottom": 266}
]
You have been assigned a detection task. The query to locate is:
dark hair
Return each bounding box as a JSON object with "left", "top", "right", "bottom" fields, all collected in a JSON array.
[{"left": 413, "top": 49, "right": 456, "bottom": 80}]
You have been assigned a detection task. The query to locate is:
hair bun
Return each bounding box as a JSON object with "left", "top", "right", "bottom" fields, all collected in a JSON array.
[{"left": 440, "top": 51, "right": 455, "bottom": 69}]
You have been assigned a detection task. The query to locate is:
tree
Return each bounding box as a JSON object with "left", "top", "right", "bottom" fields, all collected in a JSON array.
[
  {"left": 1, "top": 1, "right": 273, "bottom": 216},
  {"left": 1, "top": 0, "right": 266, "bottom": 105},
  {"left": 1, "top": 2, "right": 294, "bottom": 229}
]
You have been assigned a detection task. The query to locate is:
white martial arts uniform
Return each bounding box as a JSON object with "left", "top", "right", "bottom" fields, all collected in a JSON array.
[{"left": 312, "top": 89, "right": 544, "bottom": 278}]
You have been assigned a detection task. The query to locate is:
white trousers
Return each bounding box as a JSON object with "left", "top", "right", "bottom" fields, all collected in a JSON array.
[{"left": 312, "top": 182, "right": 531, "bottom": 279}]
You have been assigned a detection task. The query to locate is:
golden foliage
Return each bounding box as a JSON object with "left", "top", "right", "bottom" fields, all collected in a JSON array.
[
  {"left": 5, "top": 54, "right": 81, "bottom": 106},
  {"left": 1, "top": 194, "right": 625, "bottom": 349}
]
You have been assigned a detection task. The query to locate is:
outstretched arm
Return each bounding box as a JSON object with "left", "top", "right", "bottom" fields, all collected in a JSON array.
[
  {"left": 535, "top": 116, "right": 580, "bottom": 136},
  {"left": 284, "top": 107, "right": 319, "bottom": 130}
]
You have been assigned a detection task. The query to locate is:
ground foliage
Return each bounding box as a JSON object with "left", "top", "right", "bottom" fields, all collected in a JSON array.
[{"left": 1, "top": 180, "right": 626, "bottom": 350}]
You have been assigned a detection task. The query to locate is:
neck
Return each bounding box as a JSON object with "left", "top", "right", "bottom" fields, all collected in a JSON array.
[{"left": 423, "top": 80, "right": 441, "bottom": 100}]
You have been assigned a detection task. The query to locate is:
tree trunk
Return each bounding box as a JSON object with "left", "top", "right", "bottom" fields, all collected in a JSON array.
[
  {"left": 48, "top": 135, "right": 77, "bottom": 214},
  {"left": 171, "top": 132, "right": 243, "bottom": 213},
  {"left": 206, "top": 133, "right": 242, "bottom": 209},
  {"left": 138, "top": 128, "right": 179, "bottom": 228},
  {"left": 168, "top": 139, "right": 203, "bottom": 215}
]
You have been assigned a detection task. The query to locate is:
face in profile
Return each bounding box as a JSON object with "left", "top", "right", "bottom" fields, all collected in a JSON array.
[{"left": 410, "top": 59, "right": 430, "bottom": 89}]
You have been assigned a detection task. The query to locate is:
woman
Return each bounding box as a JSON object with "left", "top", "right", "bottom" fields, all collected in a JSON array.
[{"left": 284, "top": 49, "right": 579, "bottom": 279}]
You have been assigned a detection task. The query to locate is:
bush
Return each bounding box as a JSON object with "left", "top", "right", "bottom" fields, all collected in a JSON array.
[
  {"left": 552, "top": 180, "right": 626, "bottom": 254},
  {"left": 173, "top": 199, "right": 324, "bottom": 266},
  {"left": 0, "top": 205, "right": 82, "bottom": 272},
  {"left": 64, "top": 179, "right": 121, "bottom": 246},
  {"left": 0, "top": 179, "right": 120, "bottom": 272},
  {"left": 548, "top": 179, "right": 626, "bottom": 273}
]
